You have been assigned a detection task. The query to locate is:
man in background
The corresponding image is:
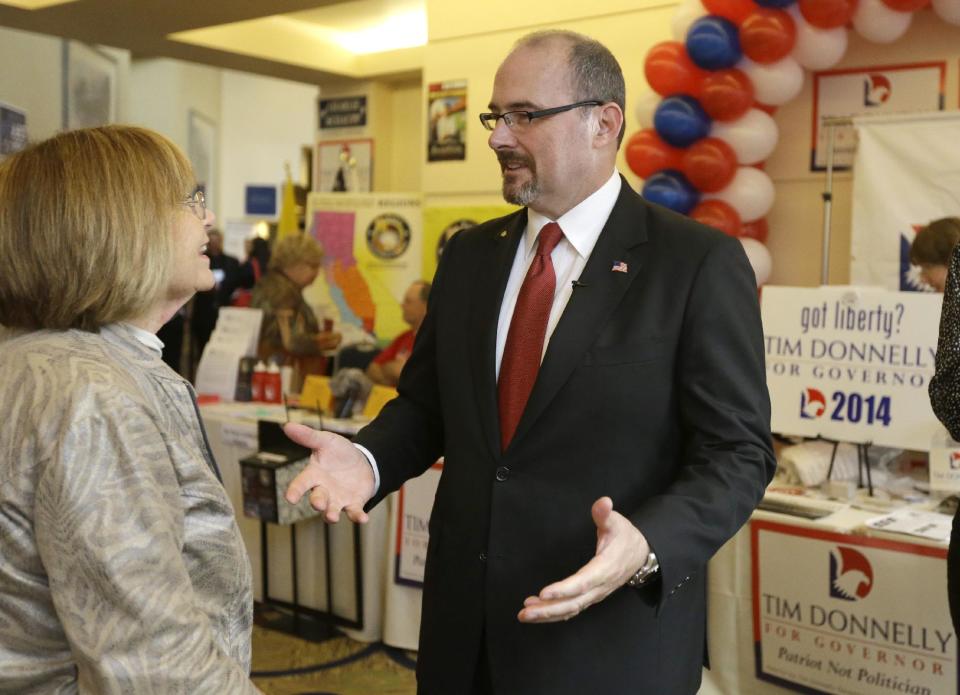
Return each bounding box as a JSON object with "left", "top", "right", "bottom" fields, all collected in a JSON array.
[{"left": 366, "top": 280, "right": 430, "bottom": 387}]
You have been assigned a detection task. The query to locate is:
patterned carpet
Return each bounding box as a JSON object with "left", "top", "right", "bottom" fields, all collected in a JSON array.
[{"left": 251, "top": 623, "right": 417, "bottom": 695}]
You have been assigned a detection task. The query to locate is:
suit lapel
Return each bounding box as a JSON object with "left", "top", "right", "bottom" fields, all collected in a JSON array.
[
  {"left": 507, "top": 182, "right": 650, "bottom": 451},
  {"left": 468, "top": 210, "right": 527, "bottom": 460}
]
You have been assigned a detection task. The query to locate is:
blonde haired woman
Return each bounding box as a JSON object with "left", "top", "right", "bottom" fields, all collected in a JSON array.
[
  {"left": 251, "top": 233, "right": 341, "bottom": 390},
  {"left": 0, "top": 127, "right": 260, "bottom": 693}
]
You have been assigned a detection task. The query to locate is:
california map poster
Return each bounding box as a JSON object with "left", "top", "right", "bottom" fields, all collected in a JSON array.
[
  {"left": 304, "top": 193, "right": 423, "bottom": 342},
  {"left": 752, "top": 520, "right": 954, "bottom": 694}
]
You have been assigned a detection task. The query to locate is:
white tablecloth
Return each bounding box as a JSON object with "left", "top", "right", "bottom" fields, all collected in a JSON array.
[{"left": 201, "top": 403, "right": 388, "bottom": 643}]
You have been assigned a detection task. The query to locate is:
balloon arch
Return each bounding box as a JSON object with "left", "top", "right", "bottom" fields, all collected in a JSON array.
[{"left": 628, "top": 0, "right": 960, "bottom": 285}]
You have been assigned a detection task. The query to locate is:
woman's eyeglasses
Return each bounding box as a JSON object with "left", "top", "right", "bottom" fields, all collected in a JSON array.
[{"left": 183, "top": 189, "right": 206, "bottom": 220}]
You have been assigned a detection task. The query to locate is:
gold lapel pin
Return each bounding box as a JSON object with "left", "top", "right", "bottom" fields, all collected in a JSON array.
[{"left": 499, "top": 230, "right": 507, "bottom": 238}]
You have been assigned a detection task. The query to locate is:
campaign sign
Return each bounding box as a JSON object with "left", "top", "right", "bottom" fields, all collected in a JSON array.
[
  {"left": 752, "top": 520, "right": 954, "bottom": 694},
  {"left": 394, "top": 462, "right": 442, "bottom": 587},
  {"left": 762, "top": 286, "right": 942, "bottom": 450},
  {"left": 811, "top": 62, "right": 945, "bottom": 171}
]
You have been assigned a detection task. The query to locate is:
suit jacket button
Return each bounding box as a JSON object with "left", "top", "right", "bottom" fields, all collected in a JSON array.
[
  {"left": 479, "top": 552, "right": 487, "bottom": 562},
  {"left": 495, "top": 466, "right": 510, "bottom": 482}
]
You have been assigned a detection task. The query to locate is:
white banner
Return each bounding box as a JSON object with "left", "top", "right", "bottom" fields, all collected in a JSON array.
[
  {"left": 394, "top": 462, "right": 442, "bottom": 586},
  {"left": 762, "top": 285, "right": 941, "bottom": 450},
  {"left": 850, "top": 111, "right": 960, "bottom": 290},
  {"left": 752, "top": 520, "right": 954, "bottom": 694}
]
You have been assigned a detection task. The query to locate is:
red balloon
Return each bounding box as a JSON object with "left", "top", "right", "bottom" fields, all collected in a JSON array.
[
  {"left": 681, "top": 137, "right": 738, "bottom": 193},
  {"left": 644, "top": 41, "right": 706, "bottom": 97},
  {"left": 703, "top": 0, "right": 757, "bottom": 24},
  {"left": 691, "top": 199, "right": 742, "bottom": 236},
  {"left": 880, "top": 0, "right": 928, "bottom": 9},
  {"left": 798, "top": 0, "right": 858, "bottom": 28},
  {"left": 700, "top": 69, "right": 754, "bottom": 121},
  {"left": 740, "top": 218, "right": 769, "bottom": 243},
  {"left": 739, "top": 9, "right": 796, "bottom": 64},
  {"left": 625, "top": 129, "right": 684, "bottom": 180}
]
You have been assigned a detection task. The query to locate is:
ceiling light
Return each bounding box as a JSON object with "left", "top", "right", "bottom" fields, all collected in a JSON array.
[
  {"left": 334, "top": 8, "right": 426, "bottom": 55},
  {"left": 0, "top": 0, "right": 79, "bottom": 9}
]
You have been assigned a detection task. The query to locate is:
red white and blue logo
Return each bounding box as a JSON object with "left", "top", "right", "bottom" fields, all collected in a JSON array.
[
  {"left": 829, "top": 546, "right": 874, "bottom": 601},
  {"left": 863, "top": 74, "right": 892, "bottom": 107},
  {"left": 800, "top": 388, "right": 826, "bottom": 419},
  {"left": 950, "top": 452, "right": 960, "bottom": 470}
]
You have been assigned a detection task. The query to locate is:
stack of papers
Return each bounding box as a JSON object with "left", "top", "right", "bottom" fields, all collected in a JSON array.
[{"left": 864, "top": 508, "right": 952, "bottom": 544}]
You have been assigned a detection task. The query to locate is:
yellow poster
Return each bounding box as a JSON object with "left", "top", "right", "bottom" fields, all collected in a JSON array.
[
  {"left": 304, "top": 192, "right": 423, "bottom": 343},
  {"left": 422, "top": 205, "right": 517, "bottom": 280}
]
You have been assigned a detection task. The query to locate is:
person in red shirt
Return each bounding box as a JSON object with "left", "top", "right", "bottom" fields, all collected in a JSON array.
[{"left": 366, "top": 280, "right": 430, "bottom": 386}]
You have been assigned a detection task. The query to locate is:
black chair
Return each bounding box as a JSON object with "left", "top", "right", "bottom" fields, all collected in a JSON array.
[{"left": 334, "top": 344, "right": 379, "bottom": 373}]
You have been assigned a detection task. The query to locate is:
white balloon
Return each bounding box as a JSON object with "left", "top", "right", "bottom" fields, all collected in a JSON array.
[
  {"left": 710, "top": 108, "right": 779, "bottom": 165},
  {"left": 932, "top": 0, "right": 960, "bottom": 24},
  {"left": 740, "top": 238, "right": 773, "bottom": 286},
  {"left": 852, "top": 0, "right": 912, "bottom": 43},
  {"left": 786, "top": 5, "right": 848, "bottom": 71},
  {"left": 706, "top": 167, "right": 775, "bottom": 223},
  {"left": 672, "top": 0, "right": 708, "bottom": 41},
  {"left": 635, "top": 89, "right": 662, "bottom": 129},
  {"left": 739, "top": 56, "right": 805, "bottom": 106}
]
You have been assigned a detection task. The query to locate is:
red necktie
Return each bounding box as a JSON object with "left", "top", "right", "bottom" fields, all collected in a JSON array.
[{"left": 498, "top": 222, "right": 565, "bottom": 451}]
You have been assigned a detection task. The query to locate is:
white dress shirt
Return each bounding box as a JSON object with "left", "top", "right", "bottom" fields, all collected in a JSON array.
[
  {"left": 495, "top": 170, "right": 621, "bottom": 376},
  {"left": 360, "top": 169, "right": 622, "bottom": 492}
]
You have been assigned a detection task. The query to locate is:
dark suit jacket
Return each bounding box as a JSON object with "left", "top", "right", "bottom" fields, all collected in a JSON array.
[
  {"left": 928, "top": 243, "right": 960, "bottom": 638},
  {"left": 355, "top": 179, "right": 775, "bottom": 695}
]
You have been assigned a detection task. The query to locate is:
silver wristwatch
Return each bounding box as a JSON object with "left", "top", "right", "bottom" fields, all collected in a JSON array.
[{"left": 626, "top": 551, "right": 659, "bottom": 587}]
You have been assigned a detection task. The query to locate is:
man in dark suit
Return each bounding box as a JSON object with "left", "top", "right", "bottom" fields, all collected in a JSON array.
[
  {"left": 190, "top": 228, "right": 241, "bottom": 368},
  {"left": 285, "top": 30, "right": 775, "bottom": 694}
]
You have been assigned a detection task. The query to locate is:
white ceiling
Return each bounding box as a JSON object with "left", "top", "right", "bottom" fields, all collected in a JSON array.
[{"left": 0, "top": 0, "right": 426, "bottom": 86}]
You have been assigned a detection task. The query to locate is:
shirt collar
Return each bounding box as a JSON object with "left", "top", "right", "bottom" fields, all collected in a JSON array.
[
  {"left": 524, "top": 170, "right": 621, "bottom": 260},
  {"left": 121, "top": 322, "right": 165, "bottom": 355}
]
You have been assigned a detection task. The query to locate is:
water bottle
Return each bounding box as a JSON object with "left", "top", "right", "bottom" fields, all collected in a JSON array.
[
  {"left": 251, "top": 361, "right": 267, "bottom": 402},
  {"left": 264, "top": 362, "right": 282, "bottom": 404}
]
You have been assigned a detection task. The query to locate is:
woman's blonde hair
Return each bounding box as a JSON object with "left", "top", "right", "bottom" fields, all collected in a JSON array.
[
  {"left": 0, "top": 125, "right": 195, "bottom": 331},
  {"left": 269, "top": 234, "right": 324, "bottom": 272}
]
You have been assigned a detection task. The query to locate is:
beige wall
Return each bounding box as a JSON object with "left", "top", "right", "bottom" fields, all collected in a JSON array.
[
  {"left": 318, "top": 78, "right": 423, "bottom": 193},
  {"left": 419, "top": 1, "right": 960, "bottom": 287}
]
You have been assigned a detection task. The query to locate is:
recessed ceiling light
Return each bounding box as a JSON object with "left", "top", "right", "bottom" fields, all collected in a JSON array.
[
  {"left": 0, "top": 0, "right": 79, "bottom": 9},
  {"left": 334, "top": 8, "right": 426, "bottom": 55}
]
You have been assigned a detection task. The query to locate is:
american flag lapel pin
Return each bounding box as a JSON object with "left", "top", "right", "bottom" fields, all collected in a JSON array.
[{"left": 611, "top": 260, "right": 628, "bottom": 273}]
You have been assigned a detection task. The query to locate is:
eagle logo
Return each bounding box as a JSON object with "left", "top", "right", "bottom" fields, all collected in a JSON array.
[
  {"left": 863, "top": 74, "right": 892, "bottom": 107},
  {"left": 800, "top": 388, "right": 826, "bottom": 419},
  {"left": 829, "top": 546, "right": 874, "bottom": 601}
]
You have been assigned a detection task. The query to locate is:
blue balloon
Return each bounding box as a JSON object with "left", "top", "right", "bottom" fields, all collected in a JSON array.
[
  {"left": 653, "top": 95, "right": 711, "bottom": 148},
  {"left": 685, "top": 16, "right": 741, "bottom": 70},
  {"left": 755, "top": 0, "right": 795, "bottom": 7},
  {"left": 642, "top": 170, "right": 700, "bottom": 215}
]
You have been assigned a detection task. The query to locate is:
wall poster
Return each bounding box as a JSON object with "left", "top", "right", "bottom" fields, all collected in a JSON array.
[{"left": 427, "top": 80, "right": 467, "bottom": 162}]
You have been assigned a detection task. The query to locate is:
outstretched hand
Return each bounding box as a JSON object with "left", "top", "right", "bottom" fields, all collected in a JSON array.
[
  {"left": 517, "top": 496, "right": 649, "bottom": 623},
  {"left": 283, "top": 422, "right": 376, "bottom": 523}
]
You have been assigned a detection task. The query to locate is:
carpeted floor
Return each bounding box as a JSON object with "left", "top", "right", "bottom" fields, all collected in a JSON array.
[{"left": 251, "top": 624, "right": 417, "bottom": 695}]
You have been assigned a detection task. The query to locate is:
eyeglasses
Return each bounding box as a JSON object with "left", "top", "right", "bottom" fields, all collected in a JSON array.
[
  {"left": 479, "top": 100, "right": 603, "bottom": 131},
  {"left": 182, "top": 189, "right": 206, "bottom": 220}
]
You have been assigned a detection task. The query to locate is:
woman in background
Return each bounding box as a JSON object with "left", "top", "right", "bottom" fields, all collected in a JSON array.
[
  {"left": 911, "top": 217, "right": 960, "bottom": 292},
  {"left": 251, "top": 234, "right": 341, "bottom": 390},
  {"left": 0, "top": 126, "right": 261, "bottom": 693}
]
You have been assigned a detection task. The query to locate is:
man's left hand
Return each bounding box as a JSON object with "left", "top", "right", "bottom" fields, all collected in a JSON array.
[{"left": 517, "top": 496, "right": 649, "bottom": 623}]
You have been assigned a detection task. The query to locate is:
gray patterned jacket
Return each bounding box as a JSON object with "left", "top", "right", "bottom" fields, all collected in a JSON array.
[{"left": 0, "top": 324, "right": 259, "bottom": 694}]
